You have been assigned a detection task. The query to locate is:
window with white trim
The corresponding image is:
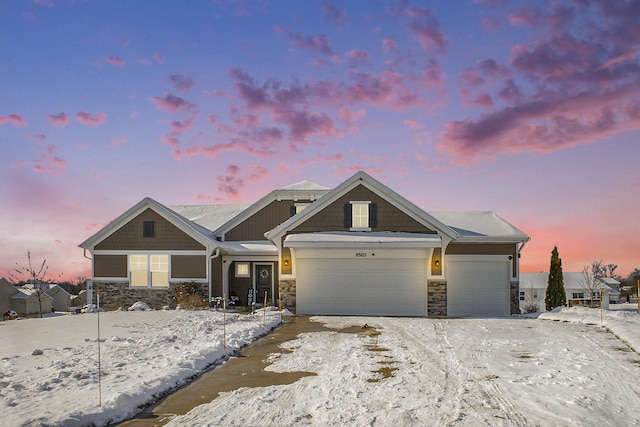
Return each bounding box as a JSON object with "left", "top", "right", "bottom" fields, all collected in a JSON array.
[
  {"left": 236, "top": 262, "right": 250, "bottom": 277},
  {"left": 129, "top": 254, "right": 169, "bottom": 288},
  {"left": 351, "top": 201, "right": 370, "bottom": 230},
  {"left": 572, "top": 292, "right": 585, "bottom": 299}
]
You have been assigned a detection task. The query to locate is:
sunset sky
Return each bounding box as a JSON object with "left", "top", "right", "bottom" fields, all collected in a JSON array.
[{"left": 1, "top": 0, "right": 639, "bottom": 282}]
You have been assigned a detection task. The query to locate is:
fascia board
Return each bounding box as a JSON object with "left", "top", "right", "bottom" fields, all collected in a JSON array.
[
  {"left": 453, "top": 235, "right": 531, "bottom": 243},
  {"left": 79, "top": 197, "right": 216, "bottom": 250},
  {"left": 267, "top": 171, "right": 458, "bottom": 242}
]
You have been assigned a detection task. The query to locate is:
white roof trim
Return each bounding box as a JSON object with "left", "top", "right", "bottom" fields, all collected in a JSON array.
[
  {"left": 79, "top": 197, "right": 218, "bottom": 250},
  {"left": 285, "top": 231, "right": 442, "bottom": 249},
  {"left": 215, "top": 240, "right": 278, "bottom": 255},
  {"left": 266, "top": 171, "right": 458, "bottom": 242}
]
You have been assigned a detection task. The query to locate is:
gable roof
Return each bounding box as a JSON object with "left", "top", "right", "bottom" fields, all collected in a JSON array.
[
  {"left": 213, "top": 180, "right": 331, "bottom": 239},
  {"left": 266, "top": 171, "right": 459, "bottom": 242},
  {"left": 79, "top": 197, "right": 222, "bottom": 250}
]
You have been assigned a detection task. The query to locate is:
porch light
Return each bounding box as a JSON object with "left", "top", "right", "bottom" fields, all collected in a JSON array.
[
  {"left": 284, "top": 260, "right": 289, "bottom": 266},
  {"left": 434, "top": 260, "right": 440, "bottom": 267}
]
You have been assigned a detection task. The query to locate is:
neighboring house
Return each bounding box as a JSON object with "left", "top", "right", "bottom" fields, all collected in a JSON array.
[
  {"left": 10, "top": 285, "right": 53, "bottom": 315},
  {"left": 46, "top": 284, "right": 72, "bottom": 312},
  {"left": 0, "top": 277, "right": 16, "bottom": 314},
  {"left": 520, "top": 272, "right": 621, "bottom": 312},
  {"left": 79, "top": 171, "right": 530, "bottom": 317}
]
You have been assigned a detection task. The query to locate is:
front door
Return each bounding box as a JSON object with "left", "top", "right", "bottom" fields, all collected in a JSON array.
[{"left": 255, "top": 264, "right": 272, "bottom": 304}]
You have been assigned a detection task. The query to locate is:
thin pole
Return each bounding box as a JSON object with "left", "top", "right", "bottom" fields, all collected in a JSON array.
[
  {"left": 263, "top": 291, "right": 267, "bottom": 331},
  {"left": 600, "top": 292, "right": 603, "bottom": 326},
  {"left": 97, "top": 289, "right": 102, "bottom": 407},
  {"left": 223, "top": 294, "right": 226, "bottom": 350}
]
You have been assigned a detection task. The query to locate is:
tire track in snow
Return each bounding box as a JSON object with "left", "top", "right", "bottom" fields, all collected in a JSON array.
[{"left": 434, "top": 321, "right": 527, "bottom": 426}]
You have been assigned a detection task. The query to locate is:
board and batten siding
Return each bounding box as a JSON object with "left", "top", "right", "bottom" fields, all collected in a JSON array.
[
  {"left": 171, "top": 255, "right": 206, "bottom": 279},
  {"left": 292, "top": 184, "right": 434, "bottom": 234},
  {"left": 94, "top": 254, "right": 127, "bottom": 278},
  {"left": 95, "top": 209, "right": 205, "bottom": 251}
]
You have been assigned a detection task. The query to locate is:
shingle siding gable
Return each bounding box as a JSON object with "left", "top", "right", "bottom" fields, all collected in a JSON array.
[{"left": 292, "top": 184, "right": 434, "bottom": 233}]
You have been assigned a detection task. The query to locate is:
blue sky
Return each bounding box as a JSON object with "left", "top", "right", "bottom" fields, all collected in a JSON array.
[{"left": 1, "top": 0, "right": 639, "bottom": 281}]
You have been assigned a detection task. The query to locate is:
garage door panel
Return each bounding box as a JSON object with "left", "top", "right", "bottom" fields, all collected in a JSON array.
[
  {"left": 446, "top": 258, "right": 510, "bottom": 317},
  {"left": 296, "top": 257, "right": 426, "bottom": 316}
]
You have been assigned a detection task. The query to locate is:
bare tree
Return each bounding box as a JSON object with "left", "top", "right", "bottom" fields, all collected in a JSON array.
[
  {"left": 579, "top": 262, "right": 604, "bottom": 306},
  {"left": 521, "top": 281, "right": 543, "bottom": 313},
  {"left": 10, "top": 251, "right": 62, "bottom": 318}
]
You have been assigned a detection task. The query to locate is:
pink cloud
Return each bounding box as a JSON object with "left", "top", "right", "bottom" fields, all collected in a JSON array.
[
  {"left": 150, "top": 93, "right": 196, "bottom": 113},
  {"left": 405, "top": 7, "right": 448, "bottom": 54},
  {"left": 168, "top": 74, "right": 195, "bottom": 92},
  {"left": 403, "top": 119, "right": 420, "bottom": 129},
  {"left": 382, "top": 39, "right": 398, "bottom": 53},
  {"left": 75, "top": 111, "right": 107, "bottom": 126},
  {"left": 105, "top": 56, "right": 125, "bottom": 67},
  {"left": 108, "top": 136, "right": 128, "bottom": 147},
  {"left": 323, "top": 4, "right": 349, "bottom": 29},
  {"left": 337, "top": 108, "right": 365, "bottom": 125},
  {"left": 152, "top": 53, "right": 165, "bottom": 64},
  {"left": 34, "top": 144, "right": 66, "bottom": 175},
  {"left": 422, "top": 59, "right": 445, "bottom": 87},
  {"left": 345, "top": 50, "right": 369, "bottom": 61},
  {"left": 275, "top": 26, "right": 334, "bottom": 56},
  {"left": 47, "top": 112, "right": 69, "bottom": 127},
  {"left": 0, "top": 113, "right": 28, "bottom": 127},
  {"left": 170, "top": 116, "right": 195, "bottom": 134},
  {"left": 216, "top": 165, "right": 244, "bottom": 198}
]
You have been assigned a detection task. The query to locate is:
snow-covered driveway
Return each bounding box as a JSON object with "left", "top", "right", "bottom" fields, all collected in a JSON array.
[{"left": 169, "top": 314, "right": 640, "bottom": 427}]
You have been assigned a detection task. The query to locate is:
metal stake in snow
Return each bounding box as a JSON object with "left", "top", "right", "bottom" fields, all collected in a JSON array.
[
  {"left": 97, "top": 288, "right": 102, "bottom": 407},
  {"left": 223, "top": 293, "right": 227, "bottom": 350},
  {"left": 637, "top": 280, "right": 639, "bottom": 313},
  {"left": 263, "top": 291, "right": 268, "bottom": 331}
]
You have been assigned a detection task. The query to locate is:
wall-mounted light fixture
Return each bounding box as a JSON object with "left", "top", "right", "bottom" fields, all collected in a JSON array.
[
  {"left": 434, "top": 259, "right": 440, "bottom": 267},
  {"left": 283, "top": 260, "right": 289, "bottom": 267}
]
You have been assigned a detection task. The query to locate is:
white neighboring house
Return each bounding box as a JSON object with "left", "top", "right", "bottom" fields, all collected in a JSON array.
[
  {"left": 520, "top": 272, "right": 621, "bottom": 312},
  {"left": 45, "top": 284, "right": 72, "bottom": 312}
]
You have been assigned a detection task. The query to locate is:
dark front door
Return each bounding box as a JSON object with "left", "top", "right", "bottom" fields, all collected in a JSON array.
[{"left": 255, "top": 265, "right": 271, "bottom": 304}]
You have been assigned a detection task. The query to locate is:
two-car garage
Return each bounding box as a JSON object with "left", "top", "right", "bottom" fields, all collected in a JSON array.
[{"left": 290, "top": 236, "right": 513, "bottom": 317}]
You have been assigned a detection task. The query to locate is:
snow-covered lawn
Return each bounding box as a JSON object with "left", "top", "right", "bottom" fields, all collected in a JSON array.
[
  {"left": 2, "top": 305, "right": 640, "bottom": 426},
  {"left": 1, "top": 308, "right": 283, "bottom": 426}
]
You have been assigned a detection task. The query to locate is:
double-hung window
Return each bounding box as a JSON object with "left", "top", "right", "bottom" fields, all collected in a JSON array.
[
  {"left": 130, "top": 254, "right": 169, "bottom": 288},
  {"left": 345, "top": 202, "right": 376, "bottom": 231}
]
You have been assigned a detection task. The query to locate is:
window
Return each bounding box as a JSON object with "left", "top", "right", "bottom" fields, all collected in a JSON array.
[
  {"left": 519, "top": 291, "right": 525, "bottom": 301},
  {"left": 533, "top": 291, "right": 538, "bottom": 299},
  {"left": 129, "top": 254, "right": 169, "bottom": 288},
  {"left": 572, "top": 292, "right": 585, "bottom": 299},
  {"left": 236, "top": 262, "right": 250, "bottom": 277},
  {"left": 350, "top": 201, "right": 370, "bottom": 230},
  {"left": 143, "top": 221, "right": 155, "bottom": 237}
]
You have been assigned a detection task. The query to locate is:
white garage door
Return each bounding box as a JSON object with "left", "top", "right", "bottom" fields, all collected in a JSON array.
[
  {"left": 446, "top": 256, "right": 511, "bottom": 317},
  {"left": 296, "top": 250, "right": 427, "bottom": 316}
]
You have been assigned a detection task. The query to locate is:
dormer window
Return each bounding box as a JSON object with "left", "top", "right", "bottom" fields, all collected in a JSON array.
[{"left": 345, "top": 201, "right": 377, "bottom": 231}]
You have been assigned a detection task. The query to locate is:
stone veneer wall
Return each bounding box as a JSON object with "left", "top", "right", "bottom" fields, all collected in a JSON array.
[
  {"left": 427, "top": 281, "right": 447, "bottom": 317},
  {"left": 278, "top": 279, "right": 296, "bottom": 312},
  {"left": 94, "top": 282, "right": 208, "bottom": 310},
  {"left": 510, "top": 281, "right": 520, "bottom": 315}
]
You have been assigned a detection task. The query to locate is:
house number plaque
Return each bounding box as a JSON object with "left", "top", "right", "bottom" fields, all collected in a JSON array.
[{"left": 355, "top": 252, "right": 367, "bottom": 258}]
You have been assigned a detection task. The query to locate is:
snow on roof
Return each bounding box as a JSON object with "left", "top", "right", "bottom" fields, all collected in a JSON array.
[
  {"left": 520, "top": 272, "right": 621, "bottom": 295},
  {"left": 215, "top": 240, "right": 277, "bottom": 255},
  {"left": 429, "top": 211, "right": 528, "bottom": 240},
  {"left": 285, "top": 231, "right": 442, "bottom": 248},
  {"left": 169, "top": 204, "right": 249, "bottom": 232},
  {"left": 279, "top": 180, "right": 330, "bottom": 191}
]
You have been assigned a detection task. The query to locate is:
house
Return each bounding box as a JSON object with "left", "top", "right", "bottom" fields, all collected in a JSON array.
[
  {"left": 9, "top": 284, "right": 54, "bottom": 315},
  {"left": 519, "top": 272, "right": 621, "bottom": 312},
  {"left": 46, "top": 284, "right": 72, "bottom": 312},
  {"left": 79, "top": 171, "right": 530, "bottom": 317},
  {"left": 0, "top": 277, "right": 16, "bottom": 314}
]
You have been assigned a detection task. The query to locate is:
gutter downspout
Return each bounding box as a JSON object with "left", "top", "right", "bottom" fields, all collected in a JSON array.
[{"left": 209, "top": 248, "right": 220, "bottom": 303}]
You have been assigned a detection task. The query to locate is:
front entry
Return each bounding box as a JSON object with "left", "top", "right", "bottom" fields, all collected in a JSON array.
[{"left": 255, "top": 264, "right": 272, "bottom": 304}]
